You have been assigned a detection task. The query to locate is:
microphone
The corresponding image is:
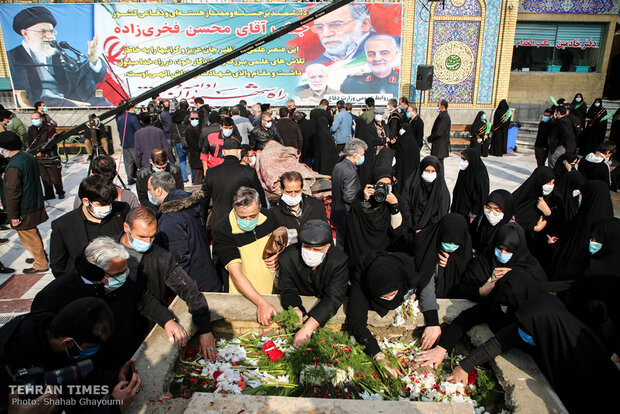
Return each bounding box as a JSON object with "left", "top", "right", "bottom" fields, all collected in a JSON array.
[
  {"left": 49, "top": 40, "right": 78, "bottom": 72},
  {"left": 59, "top": 41, "right": 86, "bottom": 59}
]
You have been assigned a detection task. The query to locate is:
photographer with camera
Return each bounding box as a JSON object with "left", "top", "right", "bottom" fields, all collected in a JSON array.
[
  {"left": 345, "top": 167, "right": 409, "bottom": 269},
  {"left": 1, "top": 297, "right": 140, "bottom": 413},
  {"left": 85, "top": 114, "right": 109, "bottom": 157},
  {"left": 28, "top": 111, "right": 64, "bottom": 200}
]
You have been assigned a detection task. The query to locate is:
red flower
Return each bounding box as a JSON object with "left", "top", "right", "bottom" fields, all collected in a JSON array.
[
  {"left": 213, "top": 371, "right": 222, "bottom": 382},
  {"left": 467, "top": 370, "right": 478, "bottom": 385},
  {"left": 262, "top": 340, "right": 284, "bottom": 362},
  {"left": 184, "top": 347, "right": 198, "bottom": 359}
]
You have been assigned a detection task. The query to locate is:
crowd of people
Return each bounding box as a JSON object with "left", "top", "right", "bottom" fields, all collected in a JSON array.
[{"left": 0, "top": 91, "right": 619, "bottom": 412}]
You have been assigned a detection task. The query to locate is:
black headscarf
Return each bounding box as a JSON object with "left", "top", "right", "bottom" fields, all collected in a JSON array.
[
  {"left": 314, "top": 117, "right": 338, "bottom": 175},
  {"left": 413, "top": 213, "right": 472, "bottom": 298},
  {"left": 571, "top": 93, "right": 587, "bottom": 124},
  {"left": 511, "top": 166, "right": 555, "bottom": 230},
  {"left": 470, "top": 111, "right": 486, "bottom": 138},
  {"left": 492, "top": 99, "right": 509, "bottom": 127},
  {"left": 402, "top": 155, "right": 450, "bottom": 231},
  {"left": 514, "top": 295, "right": 620, "bottom": 413},
  {"left": 550, "top": 180, "right": 614, "bottom": 280},
  {"left": 553, "top": 169, "right": 587, "bottom": 225},
  {"left": 354, "top": 118, "right": 377, "bottom": 187},
  {"left": 359, "top": 251, "right": 422, "bottom": 317},
  {"left": 390, "top": 123, "right": 420, "bottom": 195},
  {"left": 469, "top": 189, "right": 514, "bottom": 253},
  {"left": 345, "top": 168, "right": 408, "bottom": 266},
  {"left": 461, "top": 222, "right": 547, "bottom": 290},
  {"left": 552, "top": 152, "right": 578, "bottom": 178},
  {"left": 584, "top": 217, "right": 620, "bottom": 278},
  {"left": 586, "top": 97, "right": 606, "bottom": 120},
  {"left": 451, "top": 148, "right": 489, "bottom": 218}
]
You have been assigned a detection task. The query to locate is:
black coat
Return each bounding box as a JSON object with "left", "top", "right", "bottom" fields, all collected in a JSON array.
[
  {"left": 275, "top": 118, "right": 303, "bottom": 150},
  {"left": 490, "top": 100, "right": 510, "bottom": 156},
  {"left": 249, "top": 124, "right": 283, "bottom": 151},
  {"left": 136, "top": 163, "right": 184, "bottom": 212},
  {"left": 451, "top": 148, "right": 489, "bottom": 219},
  {"left": 428, "top": 110, "right": 451, "bottom": 159},
  {"left": 201, "top": 156, "right": 267, "bottom": 227},
  {"left": 126, "top": 239, "right": 213, "bottom": 334},
  {"left": 549, "top": 116, "right": 575, "bottom": 153},
  {"left": 331, "top": 158, "right": 360, "bottom": 230},
  {"left": 389, "top": 123, "right": 420, "bottom": 194},
  {"left": 298, "top": 117, "right": 317, "bottom": 161},
  {"left": 270, "top": 194, "right": 328, "bottom": 232},
  {"left": 156, "top": 190, "right": 221, "bottom": 292},
  {"left": 31, "top": 272, "right": 151, "bottom": 370},
  {"left": 309, "top": 107, "right": 333, "bottom": 126},
  {"left": 49, "top": 202, "right": 129, "bottom": 278},
  {"left": 184, "top": 125, "right": 202, "bottom": 169},
  {"left": 409, "top": 115, "right": 425, "bottom": 149},
  {"left": 534, "top": 120, "right": 552, "bottom": 148},
  {"left": 314, "top": 117, "right": 338, "bottom": 175},
  {"left": 278, "top": 243, "right": 348, "bottom": 326}
]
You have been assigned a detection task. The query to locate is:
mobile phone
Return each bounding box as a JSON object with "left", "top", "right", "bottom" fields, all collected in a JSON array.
[{"left": 125, "top": 362, "right": 135, "bottom": 382}]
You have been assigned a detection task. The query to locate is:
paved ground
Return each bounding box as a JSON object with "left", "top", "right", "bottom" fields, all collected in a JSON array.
[{"left": 0, "top": 148, "right": 616, "bottom": 322}]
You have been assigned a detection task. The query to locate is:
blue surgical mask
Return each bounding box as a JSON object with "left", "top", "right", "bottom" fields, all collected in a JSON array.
[
  {"left": 356, "top": 154, "right": 365, "bottom": 166},
  {"left": 441, "top": 242, "right": 459, "bottom": 253},
  {"left": 32, "top": 119, "right": 41, "bottom": 127},
  {"left": 494, "top": 247, "right": 513, "bottom": 264},
  {"left": 42, "top": 106, "right": 48, "bottom": 113},
  {"left": 222, "top": 128, "right": 233, "bottom": 137},
  {"left": 518, "top": 328, "right": 536, "bottom": 346},
  {"left": 66, "top": 339, "right": 100, "bottom": 360},
  {"left": 406, "top": 112, "right": 412, "bottom": 119},
  {"left": 481, "top": 114, "right": 486, "bottom": 122},
  {"left": 542, "top": 115, "right": 550, "bottom": 123},
  {"left": 237, "top": 216, "right": 259, "bottom": 232},
  {"left": 106, "top": 270, "right": 128, "bottom": 291},
  {"left": 190, "top": 120, "right": 199, "bottom": 127},
  {"left": 148, "top": 192, "right": 159, "bottom": 206},
  {"left": 589, "top": 240, "right": 603, "bottom": 255},
  {"left": 152, "top": 165, "right": 164, "bottom": 173},
  {"left": 128, "top": 229, "right": 153, "bottom": 253}
]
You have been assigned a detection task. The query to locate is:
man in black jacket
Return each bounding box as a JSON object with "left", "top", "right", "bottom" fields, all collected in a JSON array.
[
  {"left": 408, "top": 106, "right": 425, "bottom": 149},
  {"left": 136, "top": 148, "right": 183, "bottom": 211},
  {"left": 270, "top": 171, "right": 327, "bottom": 237},
  {"left": 275, "top": 107, "right": 303, "bottom": 151},
  {"left": 120, "top": 207, "right": 218, "bottom": 361},
  {"left": 49, "top": 175, "right": 129, "bottom": 278},
  {"left": 535, "top": 109, "right": 553, "bottom": 167},
  {"left": 148, "top": 172, "right": 221, "bottom": 292},
  {"left": 309, "top": 99, "right": 333, "bottom": 126},
  {"left": 549, "top": 105, "right": 575, "bottom": 168},
  {"left": 33, "top": 237, "right": 187, "bottom": 371},
  {"left": 278, "top": 220, "right": 348, "bottom": 347},
  {"left": 0, "top": 298, "right": 139, "bottom": 413},
  {"left": 249, "top": 112, "right": 283, "bottom": 151},
  {"left": 294, "top": 111, "right": 317, "bottom": 166},
  {"left": 428, "top": 99, "right": 451, "bottom": 168},
  {"left": 201, "top": 138, "right": 266, "bottom": 227}
]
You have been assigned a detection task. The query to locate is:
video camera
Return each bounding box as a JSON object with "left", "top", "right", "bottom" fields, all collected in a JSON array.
[
  {"left": 373, "top": 182, "right": 390, "bottom": 203},
  {"left": 9, "top": 359, "right": 94, "bottom": 386}
]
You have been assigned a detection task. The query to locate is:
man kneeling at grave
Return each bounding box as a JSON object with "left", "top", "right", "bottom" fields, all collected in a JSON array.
[
  {"left": 212, "top": 187, "right": 280, "bottom": 325},
  {"left": 278, "top": 220, "right": 348, "bottom": 347}
]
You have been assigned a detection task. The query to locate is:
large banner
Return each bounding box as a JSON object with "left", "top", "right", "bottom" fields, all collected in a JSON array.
[{"left": 0, "top": 3, "right": 402, "bottom": 108}]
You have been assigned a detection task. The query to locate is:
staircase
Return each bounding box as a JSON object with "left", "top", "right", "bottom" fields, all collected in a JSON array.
[{"left": 516, "top": 121, "right": 538, "bottom": 150}]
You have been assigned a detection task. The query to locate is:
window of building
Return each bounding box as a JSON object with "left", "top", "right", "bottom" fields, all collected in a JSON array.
[{"left": 512, "top": 23, "right": 605, "bottom": 73}]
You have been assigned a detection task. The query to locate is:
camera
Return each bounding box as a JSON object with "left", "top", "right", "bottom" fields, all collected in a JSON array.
[
  {"left": 373, "top": 182, "right": 390, "bottom": 203},
  {"left": 9, "top": 359, "right": 94, "bottom": 386}
]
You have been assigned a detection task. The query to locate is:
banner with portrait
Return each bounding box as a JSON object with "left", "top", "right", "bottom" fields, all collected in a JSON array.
[{"left": 0, "top": 3, "right": 402, "bottom": 108}]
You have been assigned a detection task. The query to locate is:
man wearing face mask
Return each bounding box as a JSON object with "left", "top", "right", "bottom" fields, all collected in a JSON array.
[
  {"left": 579, "top": 141, "right": 618, "bottom": 191},
  {"left": 535, "top": 109, "right": 553, "bottom": 167},
  {"left": 136, "top": 148, "right": 183, "bottom": 212},
  {"left": 27, "top": 110, "right": 64, "bottom": 200},
  {"left": 119, "top": 207, "right": 219, "bottom": 362},
  {"left": 0, "top": 131, "right": 49, "bottom": 274},
  {"left": 249, "top": 112, "right": 283, "bottom": 151},
  {"left": 212, "top": 187, "right": 280, "bottom": 324},
  {"left": 548, "top": 105, "right": 574, "bottom": 168},
  {"left": 201, "top": 138, "right": 266, "bottom": 229},
  {"left": 278, "top": 220, "right": 348, "bottom": 347},
  {"left": 428, "top": 99, "right": 451, "bottom": 168},
  {"left": 331, "top": 138, "right": 367, "bottom": 248},
  {"left": 147, "top": 172, "right": 221, "bottom": 292},
  {"left": 49, "top": 175, "right": 129, "bottom": 278},
  {"left": 0, "top": 297, "right": 141, "bottom": 413},
  {"left": 271, "top": 171, "right": 328, "bottom": 237},
  {"left": 184, "top": 110, "right": 204, "bottom": 185}
]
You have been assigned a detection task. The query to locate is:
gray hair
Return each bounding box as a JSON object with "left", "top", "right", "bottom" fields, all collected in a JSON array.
[
  {"left": 344, "top": 138, "right": 368, "bottom": 157},
  {"left": 85, "top": 236, "right": 129, "bottom": 272},
  {"left": 233, "top": 186, "right": 261, "bottom": 208},
  {"left": 286, "top": 99, "right": 295, "bottom": 107},
  {"left": 350, "top": 4, "right": 371, "bottom": 22},
  {"left": 364, "top": 34, "right": 398, "bottom": 53},
  {"left": 388, "top": 98, "right": 398, "bottom": 108},
  {"left": 150, "top": 171, "right": 176, "bottom": 193}
]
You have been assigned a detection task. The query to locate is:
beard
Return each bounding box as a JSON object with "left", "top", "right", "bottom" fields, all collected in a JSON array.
[
  {"left": 27, "top": 40, "right": 56, "bottom": 61},
  {"left": 369, "top": 60, "right": 395, "bottom": 77},
  {"left": 321, "top": 22, "right": 364, "bottom": 57}
]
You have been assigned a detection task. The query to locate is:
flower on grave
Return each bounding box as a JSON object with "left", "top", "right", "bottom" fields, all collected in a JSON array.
[
  {"left": 217, "top": 344, "right": 247, "bottom": 363},
  {"left": 468, "top": 369, "right": 478, "bottom": 385},
  {"left": 262, "top": 340, "right": 284, "bottom": 362},
  {"left": 359, "top": 390, "right": 384, "bottom": 400}
]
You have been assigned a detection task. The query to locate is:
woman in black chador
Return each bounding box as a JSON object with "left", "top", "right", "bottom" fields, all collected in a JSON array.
[
  {"left": 451, "top": 148, "right": 489, "bottom": 222},
  {"left": 489, "top": 99, "right": 510, "bottom": 156},
  {"left": 469, "top": 111, "right": 490, "bottom": 156},
  {"left": 579, "top": 97, "right": 608, "bottom": 156}
]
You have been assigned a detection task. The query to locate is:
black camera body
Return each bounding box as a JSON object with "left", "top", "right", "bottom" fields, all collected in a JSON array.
[
  {"left": 9, "top": 359, "right": 94, "bottom": 386},
  {"left": 373, "top": 182, "right": 389, "bottom": 203}
]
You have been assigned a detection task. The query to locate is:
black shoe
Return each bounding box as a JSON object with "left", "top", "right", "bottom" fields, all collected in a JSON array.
[
  {"left": 57, "top": 193, "right": 65, "bottom": 199},
  {"left": 0, "top": 238, "right": 8, "bottom": 245},
  {"left": 0, "top": 264, "right": 14, "bottom": 274},
  {"left": 44, "top": 194, "right": 55, "bottom": 200},
  {"left": 0, "top": 225, "right": 10, "bottom": 231},
  {"left": 23, "top": 267, "right": 49, "bottom": 274},
  {"left": 25, "top": 258, "right": 35, "bottom": 264}
]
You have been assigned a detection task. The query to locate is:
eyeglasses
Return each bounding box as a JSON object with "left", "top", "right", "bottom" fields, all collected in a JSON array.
[
  {"left": 189, "top": 117, "right": 200, "bottom": 120},
  {"left": 310, "top": 19, "right": 355, "bottom": 33},
  {"left": 105, "top": 269, "right": 128, "bottom": 281},
  {"left": 27, "top": 29, "right": 57, "bottom": 36}
]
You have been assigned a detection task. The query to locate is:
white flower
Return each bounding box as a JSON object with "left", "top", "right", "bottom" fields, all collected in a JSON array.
[
  {"left": 217, "top": 344, "right": 247, "bottom": 363},
  {"left": 359, "top": 390, "right": 384, "bottom": 400}
]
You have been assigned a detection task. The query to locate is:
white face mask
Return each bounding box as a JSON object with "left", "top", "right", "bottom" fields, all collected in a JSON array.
[
  {"left": 575, "top": 97, "right": 582, "bottom": 102},
  {"left": 421, "top": 171, "right": 437, "bottom": 183},
  {"left": 572, "top": 189, "right": 581, "bottom": 198},
  {"left": 0, "top": 148, "right": 10, "bottom": 158},
  {"left": 500, "top": 305, "right": 508, "bottom": 314},
  {"left": 264, "top": 121, "right": 272, "bottom": 128},
  {"left": 301, "top": 247, "right": 326, "bottom": 268},
  {"left": 88, "top": 202, "right": 112, "bottom": 219},
  {"left": 380, "top": 292, "right": 398, "bottom": 301},
  {"left": 459, "top": 159, "right": 469, "bottom": 170},
  {"left": 399, "top": 128, "right": 405, "bottom": 136},
  {"left": 542, "top": 183, "right": 554, "bottom": 196},
  {"left": 595, "top": 102, "right": 601, "bottom": 107},
  {"left": 249, "top": 156, "right": 256, "bottom": 167},
  {"left": 374, "top": 115, "right": 383, "bottom": 122},
  {"left": 391, "top": 157, "right": 396, "bottom": 167},
  {"left": 281, "top": 192, "right": 302, "bottom": 207},
  {"left": 484, "top": 209, "right": 504, "bottom": 226}
]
